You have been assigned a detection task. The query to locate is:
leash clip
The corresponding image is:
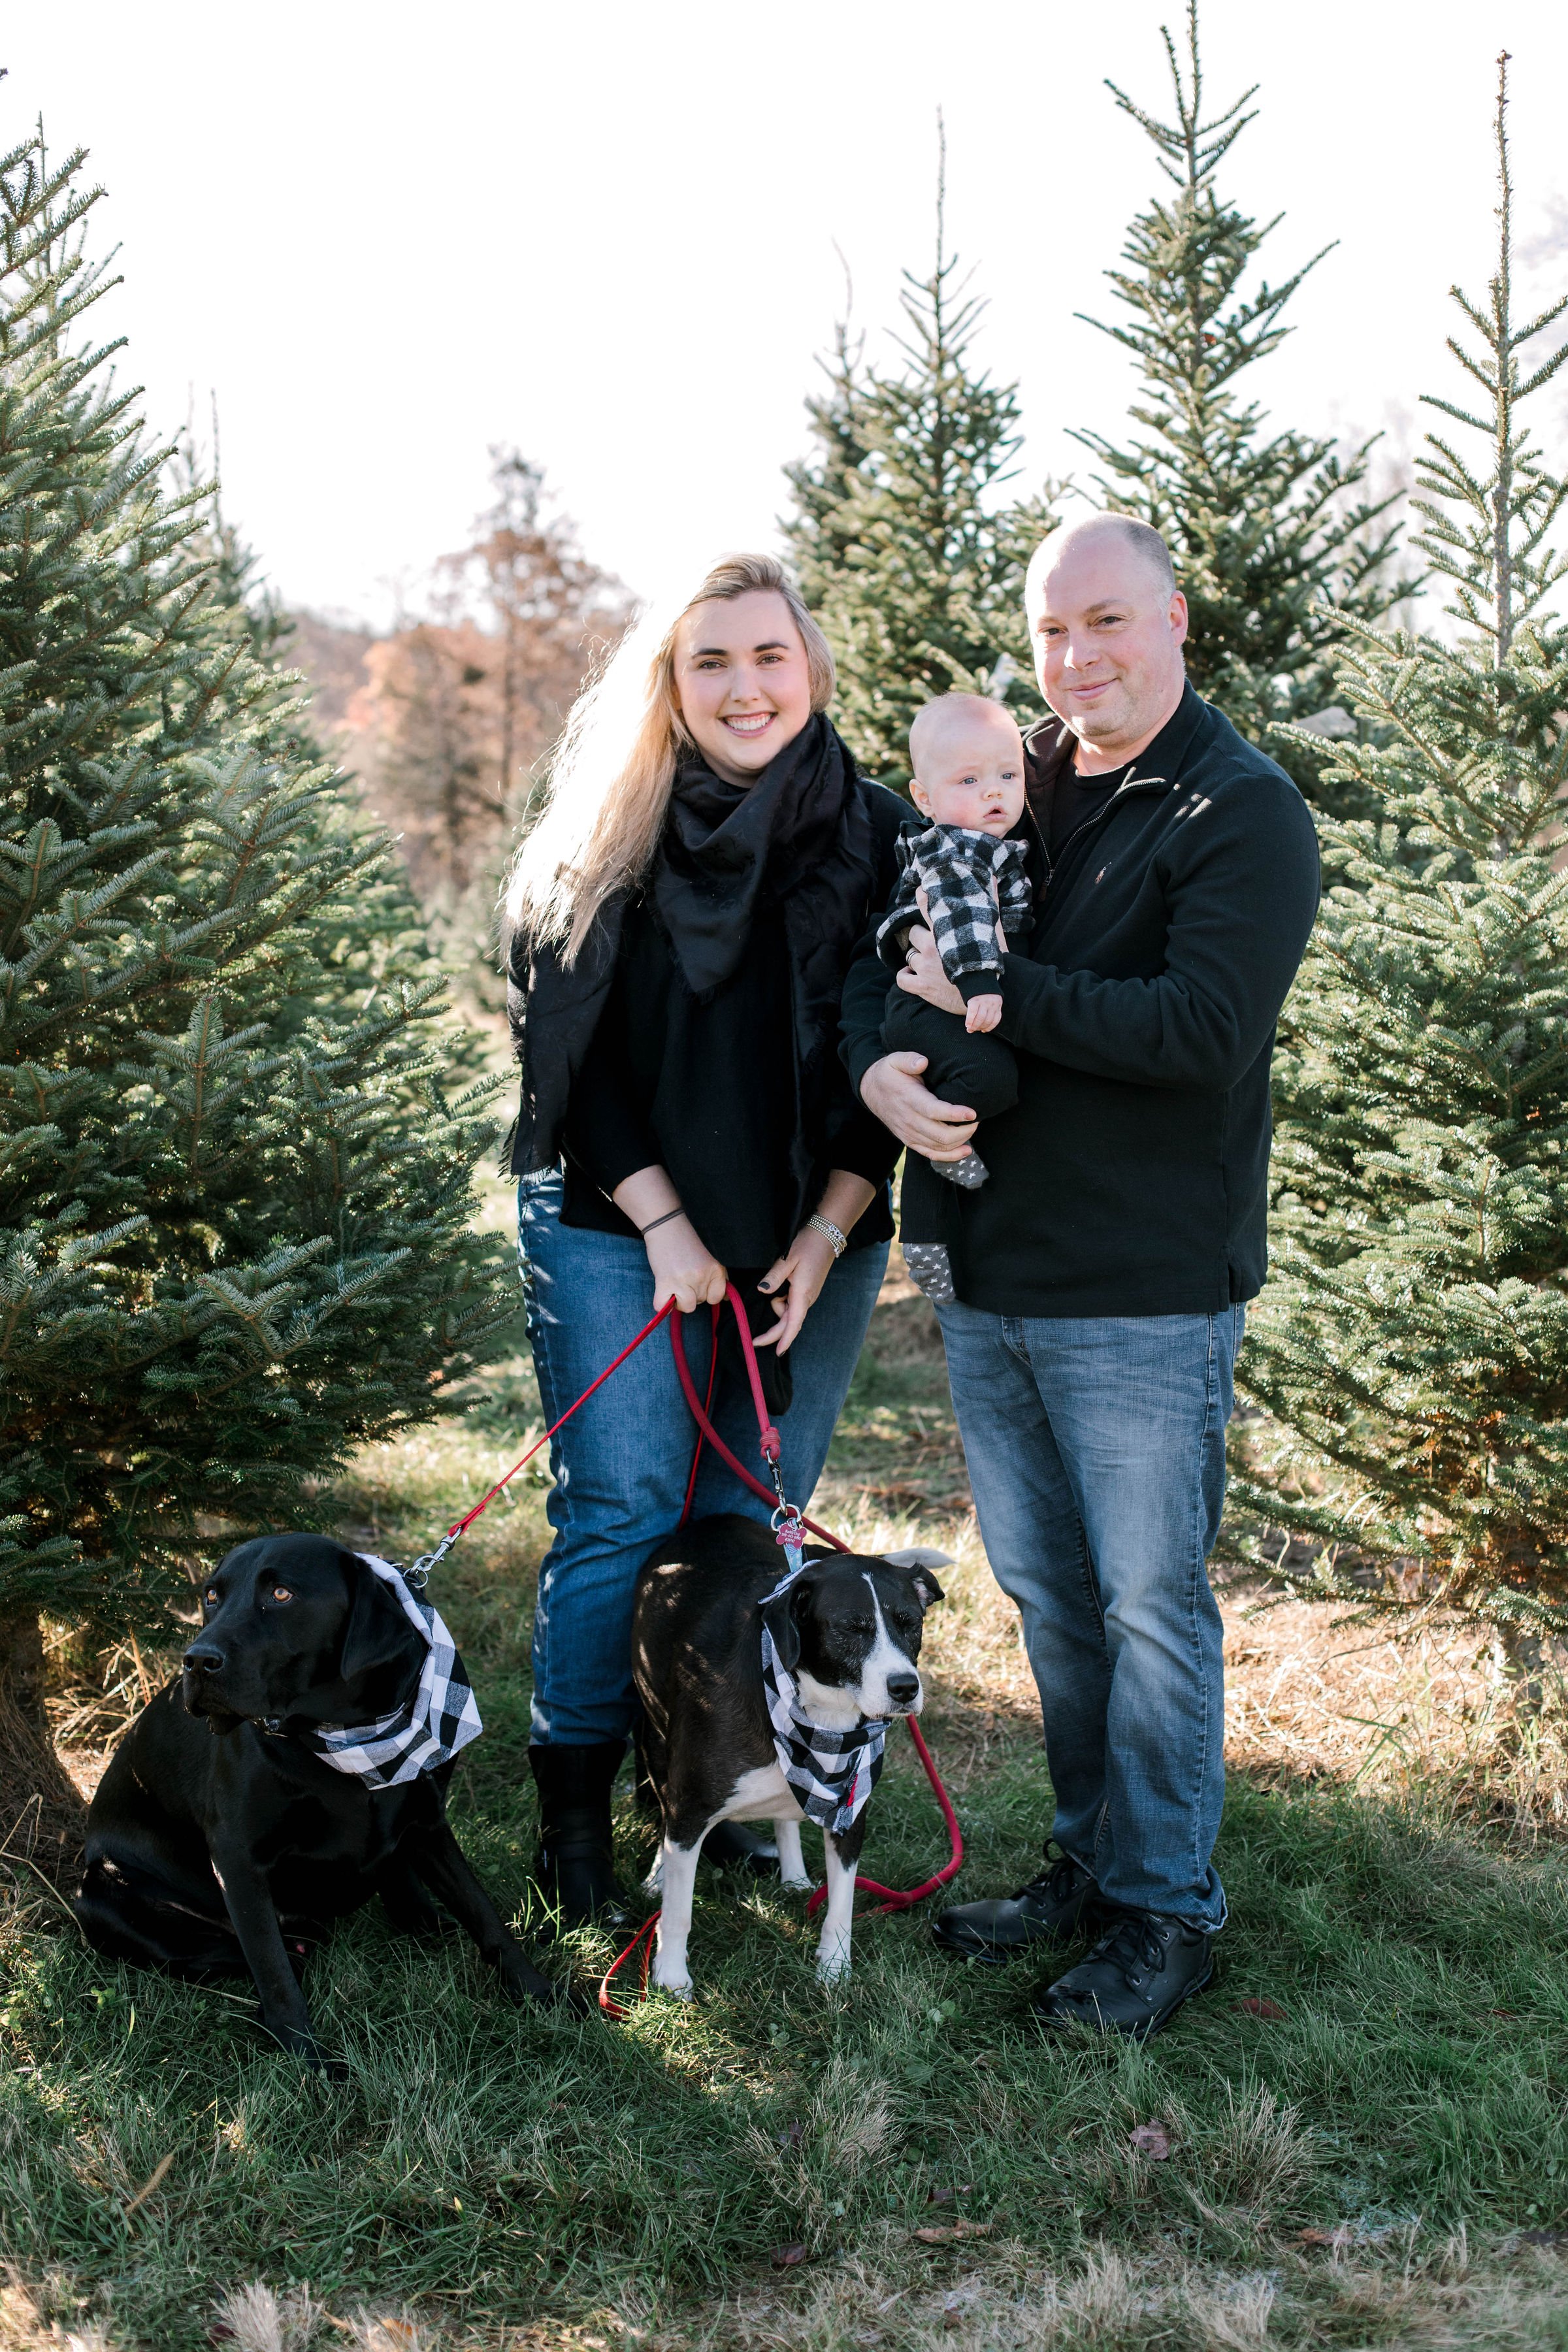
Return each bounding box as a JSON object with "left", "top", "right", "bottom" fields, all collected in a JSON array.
[{"left": 404, "top": 1526, "right": 461, "bottom": 1590}]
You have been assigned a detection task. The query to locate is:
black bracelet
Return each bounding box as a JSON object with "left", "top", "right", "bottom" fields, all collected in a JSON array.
[{"left": 638, "top": 1207, "right": 686, "bottom": 1237}]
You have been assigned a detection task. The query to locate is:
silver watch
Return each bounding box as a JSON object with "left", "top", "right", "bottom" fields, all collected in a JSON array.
[{"left": 808, "top": 1213, "right": 848, "bottom": 1259}]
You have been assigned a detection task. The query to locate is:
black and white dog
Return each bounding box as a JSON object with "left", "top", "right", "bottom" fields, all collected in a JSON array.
[{"left": 631, "top": 1514, "right": 947, "bottom": 1995}]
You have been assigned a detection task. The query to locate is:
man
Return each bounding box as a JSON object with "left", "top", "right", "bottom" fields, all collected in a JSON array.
[{"left": 842, "top": 513, "right": 1320, "bottom": 2039}]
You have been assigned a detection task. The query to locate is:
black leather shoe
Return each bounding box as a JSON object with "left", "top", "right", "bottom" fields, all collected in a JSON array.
[
  {"left": 932, "top": 1846, "right": 1103, "bottom": 1964},
  {"left": 529, "top": 1740, "right": 633, "bottom": 1929},
  {"left": 1031, "top": 1908, "right": 1213, "bottom": 2040},
  {"left": 702, "top": 1820, "right": 779, "bottom": 1876}
]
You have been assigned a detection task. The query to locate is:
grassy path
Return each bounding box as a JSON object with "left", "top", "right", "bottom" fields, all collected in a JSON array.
[{"left": 3, "top": 1264, "right": 1568, "bottom": 2347}]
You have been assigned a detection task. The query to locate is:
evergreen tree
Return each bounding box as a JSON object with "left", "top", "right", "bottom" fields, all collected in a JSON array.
[
  {"left": 783, "top": 135, "right": 1059, "bottom": 788},
  {"left": 1230, "top": 58, "right": 1568, "bottom": 1679},
  {"left": 0, "top": 131, "right": 510, "bottom": 1856},
  {"left": 1073, "top": 2, "right": 1407, "bottom": 800}
]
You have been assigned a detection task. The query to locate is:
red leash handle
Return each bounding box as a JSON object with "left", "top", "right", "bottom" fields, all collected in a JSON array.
[
  {"left": 804, "top": 1715, "right": 963, "bottom": 1918},
  {"left": 598, "top": 1909, "right": 660, "bottom": 2018},
  {"left": 669, "top": 1287, "right": 843, "bottom": 1546}
]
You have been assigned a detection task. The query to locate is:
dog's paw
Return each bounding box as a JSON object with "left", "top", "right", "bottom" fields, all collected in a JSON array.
[
  {"left": 815, "top": 1952, "right": 853, "bottom": 1986},
  {"left": 295, "top": 2043, "right": 349, "bottom": 2082},
  {"left": 780, "top": 1874, "right": 814, "bottom": 1893},
  {"left": 651, "top": 1969, "right": 694, "bottom": 2001},
  {"left": 499, "top": 1957, "right": 568, "bottom": 2010}
]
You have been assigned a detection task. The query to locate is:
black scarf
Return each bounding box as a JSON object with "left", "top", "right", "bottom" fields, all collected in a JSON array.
[
  {"left": 651, "top": 716, "right": 877, "bottom": 1190},
  {"left": 652, "top": 715, "right": 879, "bottom": 1416},
  {"left": 653, "top": 715, "right": 864, "bottom": 992}
]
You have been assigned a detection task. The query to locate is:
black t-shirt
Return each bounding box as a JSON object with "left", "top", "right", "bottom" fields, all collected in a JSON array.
[{"left": 1047, "top": 760, "right": 1134, "bottom": 859}]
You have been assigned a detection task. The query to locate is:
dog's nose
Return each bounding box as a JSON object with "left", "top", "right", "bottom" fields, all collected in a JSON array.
[
  {"left": 886, "top": 1671, "right": 920, "bottom": 1708},
  {"left": 183, "top": 1642, "right": 225, "bottom": 1674}
]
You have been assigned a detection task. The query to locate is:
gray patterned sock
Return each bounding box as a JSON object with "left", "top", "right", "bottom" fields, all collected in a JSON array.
[
  {"left": 930, "top": 1151, "right": 989, "bottom": 1190},
  {"left": 902, "top": 1244, "right": 957, "bottom": 1305}
]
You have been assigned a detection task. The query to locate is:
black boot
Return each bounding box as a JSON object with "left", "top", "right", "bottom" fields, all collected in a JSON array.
[
  {"left": 702, "top": 1820, "right": 779, "bottom": 1877},
  {"left": 1030, "top": 1909, "right": 1214, "bottom": 2040},
  {"left": 529, "top": 1741, "right": 632, "bottom": 1929},
  {"left": 932, "top": 1845, "right": 1103, "bottom": 1963}
]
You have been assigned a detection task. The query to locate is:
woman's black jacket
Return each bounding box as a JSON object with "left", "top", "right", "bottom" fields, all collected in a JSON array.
[{"left": 505, "top": 768, "right": 909, "bottom": 1263}]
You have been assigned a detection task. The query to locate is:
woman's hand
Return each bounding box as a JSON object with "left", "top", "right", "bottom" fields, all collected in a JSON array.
[
  {"left": 610, "top": 1166, "right": 727, "bottom": 1315},
  {"left": 754, "top": 1224, "right": 838, "bottom": 1356},
  {"left": 644, "top": 1215, "right": 728, "bottom": 1316},
  {"left": 755, "top": 1171, "right": 876, "bottom": 1355}
]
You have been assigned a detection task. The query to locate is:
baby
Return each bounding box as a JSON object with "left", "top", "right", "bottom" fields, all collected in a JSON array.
[{"left": 875, "top": 693, "right": 1033, "bottom": 1196}]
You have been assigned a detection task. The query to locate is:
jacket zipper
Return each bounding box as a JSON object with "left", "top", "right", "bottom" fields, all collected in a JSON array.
[{"left": 1036, "top": 766, "right": 1169, "bottom": 913}]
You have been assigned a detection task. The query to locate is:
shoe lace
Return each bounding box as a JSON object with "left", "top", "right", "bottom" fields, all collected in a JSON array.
[
  {"left": 1017, "top": 1847, "right": 1085, "bottom": 1905},
  {"left": 1090, "top": 1911, "right": 1169, "bottom": 1981}
]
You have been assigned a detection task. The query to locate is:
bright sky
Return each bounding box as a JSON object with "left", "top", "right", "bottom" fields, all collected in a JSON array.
[{"left": 10, "top": 1, "right": 1567, "bottom": 628}]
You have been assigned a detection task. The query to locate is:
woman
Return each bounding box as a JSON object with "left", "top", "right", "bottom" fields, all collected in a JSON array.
[{"left": 504, "top": 553, "right": 907, "bottom": 1925}]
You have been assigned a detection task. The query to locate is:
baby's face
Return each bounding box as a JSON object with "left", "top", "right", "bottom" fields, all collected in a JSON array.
[{"left": 909, "top": 719, "right": 1027, "bottom": 838}]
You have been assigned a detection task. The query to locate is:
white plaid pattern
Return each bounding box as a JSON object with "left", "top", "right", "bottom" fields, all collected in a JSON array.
[
  {"left": 759, "top": 1552, "right": 887, "bottom": 1838},
  {"left": 299, "top": 1554, "right": 483, "bottom": 1790},
  {"left": 876, "top": 823, "right": 1032, "bottom": 985}
]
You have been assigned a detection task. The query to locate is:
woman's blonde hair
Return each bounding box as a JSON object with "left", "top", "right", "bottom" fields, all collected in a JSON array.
[{"left": 504, "top": 552, "right": 836, "bottom": 964}]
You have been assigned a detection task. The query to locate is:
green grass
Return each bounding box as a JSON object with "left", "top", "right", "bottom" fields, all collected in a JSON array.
[{"left": 5, "top": 1271, "right": 1568, "bottom": 2349}]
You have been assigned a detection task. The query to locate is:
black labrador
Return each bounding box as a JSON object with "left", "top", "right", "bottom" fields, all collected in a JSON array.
[{"left": 76, "top": 1535, "right": 559, "bottom": 2068}]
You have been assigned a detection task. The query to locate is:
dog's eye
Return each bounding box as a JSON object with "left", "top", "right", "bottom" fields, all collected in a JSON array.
[{"left": 270, "top": 1586, "right": 294, "bottom": 1603}]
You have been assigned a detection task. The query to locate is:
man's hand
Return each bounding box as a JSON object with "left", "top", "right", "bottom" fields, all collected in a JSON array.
[
  {"left": 964, "top": 992, "right": 1004, "bottom": 1034},
  {"left": 858, "top": 1051, "right": 977, "bottom": 1162},
  {"left": 897, "top": 923, "right": 967, "bottom": 1017}
]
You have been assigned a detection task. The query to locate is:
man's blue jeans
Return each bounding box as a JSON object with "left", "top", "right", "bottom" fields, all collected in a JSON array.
[
  {"left": 934, "top": 1301, "right": 1243, "bottom": 1931},
  {"left": 519, "top": 1169, "right": 888, "bottom": 1744}
]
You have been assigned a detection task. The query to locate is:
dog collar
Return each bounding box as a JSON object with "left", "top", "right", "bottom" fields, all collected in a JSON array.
[
  {"left": 287, "top": 1555, "right": 483, "bottom": 1790},
  {"left": 760, "top": 1629, "right": 888, "bottom": 1839}
]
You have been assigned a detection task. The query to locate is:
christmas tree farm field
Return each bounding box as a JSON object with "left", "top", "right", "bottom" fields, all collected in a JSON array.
[{"left": 3, "top": 1260, "right": 1568, "bottom": 2351}]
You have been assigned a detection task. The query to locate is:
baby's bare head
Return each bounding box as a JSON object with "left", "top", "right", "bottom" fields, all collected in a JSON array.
[{"left": 908, "top": 694, "right": 1027, "bottom": 837}]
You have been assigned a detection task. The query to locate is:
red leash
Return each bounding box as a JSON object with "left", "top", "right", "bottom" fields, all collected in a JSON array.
[
  {"left": 404, "top": 1301, "right": 678, "bottom": 1586},
  {"left": 667, "top": 1290, "right": 964, "bottom": 1923},
  {"left": 397, "top": 1269, "right": 962, "bottom": 2006}
]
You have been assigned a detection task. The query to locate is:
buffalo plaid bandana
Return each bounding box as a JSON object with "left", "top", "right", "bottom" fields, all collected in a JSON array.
[
  {"left": 876, "top": 823, "right": 1032, "bottom": 988},
  {"left": 300, "top": 1554, "right": 483, "bottom": 1790},
  {"left": 759, "top": 1552, "right": 887, "bottom": 1838}
]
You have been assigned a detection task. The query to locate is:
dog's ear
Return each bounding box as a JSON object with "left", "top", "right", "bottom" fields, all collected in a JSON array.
[
  {"left": 337, "top": 1555, "right": 423, "bottom": 1688},
  {"left": 881, "top": 1546, "right": 950, "bottom": 1610},
  {"left": 761, "top": 1573, "right": 815, "bottom": 1674}
]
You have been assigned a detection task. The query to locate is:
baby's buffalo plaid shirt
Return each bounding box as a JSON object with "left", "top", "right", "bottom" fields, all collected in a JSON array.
[{"left": 875, "top": 823, "right": 1034, "bottom": 1002}]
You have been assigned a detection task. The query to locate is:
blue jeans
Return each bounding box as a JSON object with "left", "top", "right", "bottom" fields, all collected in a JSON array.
[
  {"left": 934, "top": 1301, "right": 1243, "bottom": 1931},
  {"left": 519, "top": 1169, "right": 888, "bottom": 1744}
]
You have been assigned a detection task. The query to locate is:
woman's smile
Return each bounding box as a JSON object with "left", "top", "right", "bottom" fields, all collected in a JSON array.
[{"left": 672, "top": 589, "right": 816, "bottom": 784}]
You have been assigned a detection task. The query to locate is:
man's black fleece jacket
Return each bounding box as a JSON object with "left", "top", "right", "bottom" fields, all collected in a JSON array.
[{"left": 840, "top": 683, "right": 1322, "bottom": 1318}]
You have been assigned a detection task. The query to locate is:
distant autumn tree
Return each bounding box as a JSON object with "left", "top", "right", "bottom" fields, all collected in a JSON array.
[{"left": 351, "top": 452, "right": 626, "bottom": 925}]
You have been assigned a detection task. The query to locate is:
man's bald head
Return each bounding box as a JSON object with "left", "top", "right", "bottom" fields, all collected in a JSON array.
[
  {"left": 1023, "top": 512, "right": 1188, "bottom": 768},
  {"left": 1025, "top": 514, "right": 1176, "bottom": 615}
]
